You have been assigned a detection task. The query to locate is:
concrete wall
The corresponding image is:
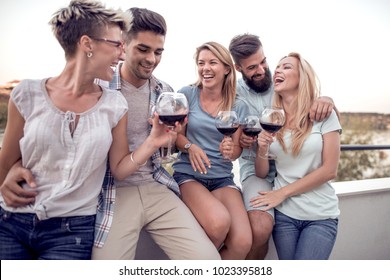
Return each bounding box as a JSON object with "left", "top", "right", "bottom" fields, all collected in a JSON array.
[{"left": 135, "top": 178, "right": 390, "bottom": 260}]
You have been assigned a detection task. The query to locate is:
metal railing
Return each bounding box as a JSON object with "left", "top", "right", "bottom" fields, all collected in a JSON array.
[{"left": 341, "top": 144, "right": 390, "bottom": 151}]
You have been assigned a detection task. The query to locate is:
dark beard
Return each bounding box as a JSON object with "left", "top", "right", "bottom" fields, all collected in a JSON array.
[{"left": 242, "top": 68, "right": 272, "bottom": 94}]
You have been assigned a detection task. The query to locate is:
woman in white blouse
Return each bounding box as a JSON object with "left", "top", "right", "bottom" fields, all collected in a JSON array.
[{"left": 0, "top": 0, "right": 173, "bottom": 260}]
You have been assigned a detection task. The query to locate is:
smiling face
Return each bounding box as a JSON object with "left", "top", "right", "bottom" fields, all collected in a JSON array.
[
  {"left": 197, "top": 49, "right": 229, "bottom": 90},
  {"left": 90, "top": 25, "right": 124, "bottom": 82},
  {"left": 273, "top": 56, "right": 300, "bottom": 96},
  {"left": 236, "top": 47, "right": 272, "bottom": 93},
  {"left": 121, "top": 31, "right": 165, "bottom": 87}
]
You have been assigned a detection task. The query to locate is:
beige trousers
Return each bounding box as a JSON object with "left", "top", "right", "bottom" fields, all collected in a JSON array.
[{"left": 92, "top": 181, "right": 220, "bottom": 260}]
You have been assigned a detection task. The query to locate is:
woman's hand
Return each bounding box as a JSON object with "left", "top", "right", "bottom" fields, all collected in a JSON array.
[
  {"left": 219, "top": 137, "right": 234, "bottom": 160},
  {"left": 239, "top": 132, "right": 256, "bottom": 149},
  {"left": 187, "top": 144, "right": 211, "bottom": 174},
  {"left": 149, "top": 112, "right": 183, "bottom": 148},
  {"left": 257, "top": 130, "right": 273, "bottom": 158},
  {"left": 250, "top": 189, "right": 287, "bottom": 211},
  {"left": 0, "top": 161, "right": 37, "bottom": 207}
]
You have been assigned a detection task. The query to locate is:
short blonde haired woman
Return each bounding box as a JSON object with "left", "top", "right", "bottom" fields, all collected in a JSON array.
[{"left": 0, "top": 0, "right": 173, "bottom": 260}]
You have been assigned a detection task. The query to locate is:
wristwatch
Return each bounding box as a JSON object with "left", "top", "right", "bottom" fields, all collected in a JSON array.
[{"left": 184, "top": 142, "right": 192, "bottom": 152}]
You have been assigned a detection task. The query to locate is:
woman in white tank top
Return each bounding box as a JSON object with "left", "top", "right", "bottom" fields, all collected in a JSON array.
[{"left": 0, "top": 0, "right": 175, "bottom": 260}]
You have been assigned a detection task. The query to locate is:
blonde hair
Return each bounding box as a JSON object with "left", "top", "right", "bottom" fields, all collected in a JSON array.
[
  {"left": 274, "top": 52, "right": 321, "bottom": 156},
  {"left": 193, "top": 42, "right": 236, "bottom": 111},
  {"left": 49, "top": 0, "right": 132, "bottom": 59}
]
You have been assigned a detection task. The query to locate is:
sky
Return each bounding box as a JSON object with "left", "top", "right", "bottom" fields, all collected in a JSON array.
[{"left": 1, "top": 0, "right": 390, "bottom": 113}]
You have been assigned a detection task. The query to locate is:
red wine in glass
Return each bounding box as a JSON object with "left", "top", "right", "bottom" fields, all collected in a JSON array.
[
  {"left": 259, "top": 107, "right": 285, "bottom": 160},
  {"left": 259, "top": 122, "right": 283, "bottom": 133},
  {"left": 217, "top": 125, "right": 239, "bottom": 137},
  {"left": 155, "top": 92, "right": 189, "bottom": 163},
  {"left": 242, "top": 115, "right": 261, "bottom": 160},
  {"left": 243, "top": 127, "right": 262, "bottom": 137},
  {"left": 215, "top": 111, "right": 240, "bottom": 161},
  {"left": 159, "top": 114, "right": 187, "bottom": 127}
]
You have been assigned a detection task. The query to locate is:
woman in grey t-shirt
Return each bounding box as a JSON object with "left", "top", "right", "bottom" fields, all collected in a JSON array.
[
  {"left": 173, "top": 42, "right": 252, "bottom": 260},
  {"left": 254, "top": 52, "right": 341, "bottom": 260}
]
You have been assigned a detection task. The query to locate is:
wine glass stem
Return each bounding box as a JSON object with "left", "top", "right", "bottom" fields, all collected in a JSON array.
[
  {"left": 223, "top": 136, "right": 232, "bottom": 161},
  {"left": 249, "top": 147, "right": 254, "bottom": 158},
  {"left": 165, "top": 126, "right": 174, "bottom": 158},
  {"left": 265, "top": 143, "right": 270, "bottom": 157}
]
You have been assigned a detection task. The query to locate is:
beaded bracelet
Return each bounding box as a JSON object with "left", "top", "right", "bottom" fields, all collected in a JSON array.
[{"left": 130, "top": 151, "right": 147, "bottom": 167}]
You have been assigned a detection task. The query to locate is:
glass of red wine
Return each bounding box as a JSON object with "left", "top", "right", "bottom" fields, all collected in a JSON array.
[
  {"left": 242, "top": 115, "right": 262, "bottom": 161},
  {"left": 215, "top": 111, "right": 240, "bottom": 161},
  {"left": 259, "top": 106, "right": 285, "bottom": 160},
  {"left": 155, "top": 91, "right": 189, "bottom": 163}
]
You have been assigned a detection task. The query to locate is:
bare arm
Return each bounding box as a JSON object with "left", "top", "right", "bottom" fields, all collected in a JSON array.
[
  {"left": 254, "top": 130, "right": 272, "bottom": 178},
  {"left": 175, "top": 124, "right": 211, "bottom": 174},
  {"left": 219, "top": 127, "right": 243, "bottom": 161},
  {"left": 108, "top": 113, "right": 175, "bottom": 180},
  {"left": 310, "top": 96, "right": 339, "bottom": 122},
  {"left": 0, "top": 100, "right": 24, "bottom": 185}
]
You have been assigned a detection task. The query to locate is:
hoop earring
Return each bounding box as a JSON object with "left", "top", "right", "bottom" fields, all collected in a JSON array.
[{"left": 87, "top": 52, "right": 93, "bottom": 58}]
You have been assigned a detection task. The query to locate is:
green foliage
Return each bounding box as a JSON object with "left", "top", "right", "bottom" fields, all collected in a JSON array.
[
  {"left": 0, "top": 102, "right": 7, "bottom": 129},
  {"left": 336, "top": 127, "right": 390, "bottom": 182}
]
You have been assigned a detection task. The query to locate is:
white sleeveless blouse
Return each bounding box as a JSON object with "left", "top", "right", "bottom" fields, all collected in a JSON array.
[{"left": 1, "top": 78, "right": 127, "bottom": 220}]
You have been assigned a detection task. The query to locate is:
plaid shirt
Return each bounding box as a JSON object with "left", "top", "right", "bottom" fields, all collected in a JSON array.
[{"left": 94, "top": 63, "right": 180, "bottom": 248}]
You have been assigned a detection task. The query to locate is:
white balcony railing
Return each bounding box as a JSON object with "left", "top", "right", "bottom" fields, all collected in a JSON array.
[{"left": 135, "top": 177, "right": 390, "bottom": 260}]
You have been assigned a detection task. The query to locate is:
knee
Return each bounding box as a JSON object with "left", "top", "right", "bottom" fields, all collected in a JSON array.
[
  {"left": 234, "top": 234, "right": 253, "bottom": 254},
  {"left": 205, "top": 216, "right": 231, "bottom": 245},
  {"left": 226, "top": 232, "right": 252, "bottom": 258},
  {"left": 250, "top": 212, "right": 274, "bottom": 246}
]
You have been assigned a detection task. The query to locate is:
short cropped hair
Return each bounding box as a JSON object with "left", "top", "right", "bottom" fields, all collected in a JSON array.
[
  {"left": 49, "top": 0, "right": 131, "bottom": 59},
  {"left": 228, "top": 33, "right": 263, "bottom": 66},
  {"left": 122, "top": 7, "right": 167, "bottom": 43}
]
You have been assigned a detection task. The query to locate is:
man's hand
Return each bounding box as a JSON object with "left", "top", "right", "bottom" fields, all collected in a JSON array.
[
  {"left": 0, "top": 161, "right": 37, "bottom": 207},
  {"left": 240, "top": 133, "right": 256, "bottom": 149},
  {"left": 309, "top": 96, "right": 336, "bottom": 122}
]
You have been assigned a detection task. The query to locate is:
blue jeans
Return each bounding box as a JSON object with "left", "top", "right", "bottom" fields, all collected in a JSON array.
[
  {"left": 0, "top": 207, "right": 95, "bottom": 260},
  {"left": 272, "top": 209, "right": 338, "bottom": 260}
]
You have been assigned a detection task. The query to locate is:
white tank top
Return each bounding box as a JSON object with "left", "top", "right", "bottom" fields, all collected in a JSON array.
[{"left": 0, "top": 78, "right": 128, "bottom": 220}]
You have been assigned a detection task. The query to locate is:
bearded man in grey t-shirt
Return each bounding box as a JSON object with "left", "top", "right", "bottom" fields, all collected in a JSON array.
[{"left": 229, "top": 34, "right": 337, "bottom": 260}]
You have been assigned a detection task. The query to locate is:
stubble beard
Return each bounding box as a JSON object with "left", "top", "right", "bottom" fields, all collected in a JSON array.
[{"left": 242, "top": 67, "right": 273, "bottom": 94}]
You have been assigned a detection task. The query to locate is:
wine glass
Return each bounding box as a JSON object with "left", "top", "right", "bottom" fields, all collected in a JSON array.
[
  {"left": 259, "top": 106, "right": 285, "bottom": 160},
  {"left": 155, "top": 91, "right": 189, "bottom": 163},
  {"left": 241, "top": 115, "right": 262, "bottom": 160},
  {"left": 215, "top": 111, "right": 240, "bottom": 161}
]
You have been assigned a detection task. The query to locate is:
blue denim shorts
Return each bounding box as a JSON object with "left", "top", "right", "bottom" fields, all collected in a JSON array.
[{"left": 173, "top": 172, "right": 240, "bottom": 192}]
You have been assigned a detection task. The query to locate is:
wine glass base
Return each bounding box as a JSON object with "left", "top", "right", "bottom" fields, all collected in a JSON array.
[{"left": 156, "top": 156, "right": 179, "bottom": 164}]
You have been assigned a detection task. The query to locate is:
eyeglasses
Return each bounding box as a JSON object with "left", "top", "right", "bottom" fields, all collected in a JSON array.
[{"left": 90, "top": 37, "right": 123, "bottom": 48}]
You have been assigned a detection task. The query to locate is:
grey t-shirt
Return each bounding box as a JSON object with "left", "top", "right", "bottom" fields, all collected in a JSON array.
[
  {"left": 114, "top": 78, "right": 155, "bottom": 187},
  {"left": 235, "top": 78, "right": 276, "bottom": 183},
  {"left": 173, "top": 85, "right": 249, "bottom": 179},
  {"left": 272, "top": 110, "right": 342, "bottom": 220}
]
